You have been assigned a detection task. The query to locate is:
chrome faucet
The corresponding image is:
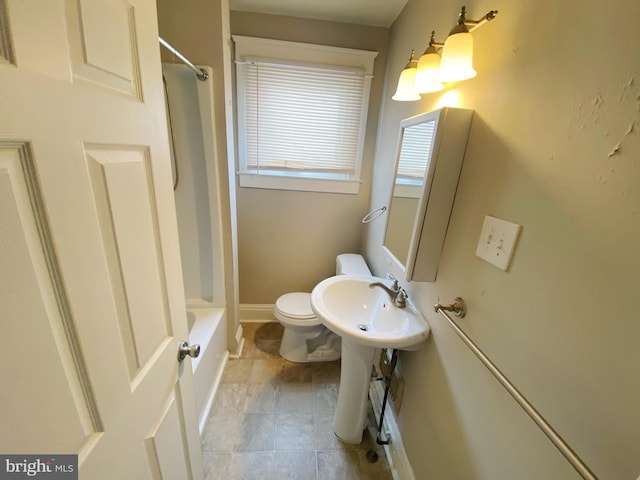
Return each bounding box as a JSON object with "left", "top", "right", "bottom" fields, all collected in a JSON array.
[{"left": 369, "top": 276, "right": 408, "bottom": 308}]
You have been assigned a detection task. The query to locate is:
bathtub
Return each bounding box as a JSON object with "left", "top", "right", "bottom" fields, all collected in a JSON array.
[
  {"left": 186, "top": 307, "right": 227, "bottom": 433},
  {"left": 162, "top": 63, "right": 229, "bottom": 431}
]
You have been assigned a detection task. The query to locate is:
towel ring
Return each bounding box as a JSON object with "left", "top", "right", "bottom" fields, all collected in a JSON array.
[{"left": 362, "top": 206, "right": 387, "bottom": 224}]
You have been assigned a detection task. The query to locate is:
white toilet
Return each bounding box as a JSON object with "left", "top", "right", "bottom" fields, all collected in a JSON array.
[{"left": 274, "top": 254, "right": 371, "bottom": 363}]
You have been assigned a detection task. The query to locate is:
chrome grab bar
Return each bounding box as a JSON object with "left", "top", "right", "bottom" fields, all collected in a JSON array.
[{"left": 434, "top": 298, "right": 598, "bottom": 480}]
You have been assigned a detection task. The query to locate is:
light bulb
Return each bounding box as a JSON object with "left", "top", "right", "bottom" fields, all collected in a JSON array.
[
  {"left": 414, "top": 50, "right": 444, "bottom": 93},
  {"left": 392, "top": 50, "right": 421, "bottom": 101},
  {"left": 438, "top": 27, "right": 476, "bottom": 82}
]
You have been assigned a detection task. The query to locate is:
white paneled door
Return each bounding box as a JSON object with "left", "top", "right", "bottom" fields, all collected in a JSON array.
[{"left": 0, "top": 0, "right": 203, "bottom": 478}]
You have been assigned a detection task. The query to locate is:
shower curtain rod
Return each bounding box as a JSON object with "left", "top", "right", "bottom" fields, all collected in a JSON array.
[{"left": 158, "top": 37, "right": 208, "bottom": 81}]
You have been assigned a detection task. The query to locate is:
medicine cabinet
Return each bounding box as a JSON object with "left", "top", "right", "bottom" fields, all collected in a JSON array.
[{"left": 382, "top": 107, "right": 473, "bottom": 282}]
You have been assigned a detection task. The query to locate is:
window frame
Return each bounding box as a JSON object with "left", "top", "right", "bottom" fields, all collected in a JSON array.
[{"left": 233, "top": 35, "right": 378, "bottom": 194}]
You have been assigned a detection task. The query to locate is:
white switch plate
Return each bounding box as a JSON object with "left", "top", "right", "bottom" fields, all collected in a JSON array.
[{"left": 475, "top": 216, "right": 522, "bottom": 271}]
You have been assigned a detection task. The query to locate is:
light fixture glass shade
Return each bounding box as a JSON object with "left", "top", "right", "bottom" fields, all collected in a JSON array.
[
  {"left": 438, "top": 31, "right": 476, "bottom": 82},
  {"left": 414, "top": 51, "right": 444, "bottom": 93},
  {"left": 392, "top": 53, "right": 420, "bottom": 101}
]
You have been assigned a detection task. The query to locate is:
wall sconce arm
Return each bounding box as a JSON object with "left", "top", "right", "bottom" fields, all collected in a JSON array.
[{"left": 464, "top": 9, "right": 499, "bottom": 31}]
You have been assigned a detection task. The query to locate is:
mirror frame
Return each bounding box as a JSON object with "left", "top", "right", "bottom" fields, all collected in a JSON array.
[{"left": 382, "top": 107, "right": 473, "bottom": 282}]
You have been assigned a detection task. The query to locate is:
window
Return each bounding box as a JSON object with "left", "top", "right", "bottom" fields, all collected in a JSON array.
[
  {"left": 394, "top": 119, "right": 436, "bottom": 199},
  {"left": 233, "top": 36, "right": 378, "bottom": 194}
]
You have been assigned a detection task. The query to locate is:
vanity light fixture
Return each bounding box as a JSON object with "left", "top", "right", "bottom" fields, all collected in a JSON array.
[
  {"left": 439, "top": 6, "right": 498, "bottom": 82},
  {"left": 392, "top": 50, "right": 421, "bottom": 101},
  {"left": 392, "top": 5, "right": 498, "bottom": 101},
  {"left": 414, "top": 31, "right": 445, "bottom": 94}
]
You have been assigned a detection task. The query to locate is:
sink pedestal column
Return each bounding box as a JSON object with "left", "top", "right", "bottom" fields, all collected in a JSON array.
[{"left": 333, "top": 338, "right": 375, "bottom": 443}]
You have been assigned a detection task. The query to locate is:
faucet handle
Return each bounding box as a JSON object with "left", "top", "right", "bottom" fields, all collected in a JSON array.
[
  {"left": 394, "top": 289, "right": 408, "bottom": 308},
  {"left": 386, "top": 273, "right": 400, "bottom": 290}
]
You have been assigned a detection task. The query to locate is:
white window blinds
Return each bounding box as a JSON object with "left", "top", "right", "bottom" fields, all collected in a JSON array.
[
  {"left": 241, "top": 60, "right": 367, "bottom": 175},
  {"left": 396, "top": 120, "right": 436, "bottom": 181}
]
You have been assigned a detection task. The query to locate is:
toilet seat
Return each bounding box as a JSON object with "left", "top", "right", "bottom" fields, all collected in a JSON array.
[{"left": 274, "top": 292, "right": 320, "bottom": 327}]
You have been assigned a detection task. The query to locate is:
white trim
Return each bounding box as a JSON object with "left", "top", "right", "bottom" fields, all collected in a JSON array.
[
  {"left": 185, "top": 297, "right": 216, "bottom": 308},
  {"left": 198, "top": 351, "right": 228, "bottom": 434},
  {"left": 239, "top": 303, "right": 277, "bottom": 322},
  {"left": 240, "top": 56, "right": 369, "bottom": 76},
  {"left": 228, "top": 324, "right": 245, "bottom": 359},
  {"left": 392, "top": 183, "right": 422, "bottom": 199},
  {"left": 233, "top": 35, "right": 377, "bottom": 194},
  {"left": 238, "top": 173, "right": 360, "bottom": 194},
  {"left": 232, "top": 35, "right": 378, "bottom": 72},
  {"left": 369, "top": 380, "right": 415, "bottom": 480}
]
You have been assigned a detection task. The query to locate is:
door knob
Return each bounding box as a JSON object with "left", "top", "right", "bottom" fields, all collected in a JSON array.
[{"left": 178, "top": 341, "right": 201, "bottom": 362}]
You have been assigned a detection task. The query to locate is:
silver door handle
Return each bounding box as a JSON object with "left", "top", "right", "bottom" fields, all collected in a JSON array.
[{"left": 178, "top": 341, "right": 201, "bottom": 362}]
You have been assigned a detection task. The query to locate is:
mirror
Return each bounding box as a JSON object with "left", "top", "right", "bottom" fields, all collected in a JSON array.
[
  {"left": 384, "top": 117, "right": 436, "bottom": 265},
  {"left": 383, "top": 107, "right": 473, "bottom": 282}
]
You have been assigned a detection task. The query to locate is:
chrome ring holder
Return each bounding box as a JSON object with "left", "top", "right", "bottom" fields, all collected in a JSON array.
[{"left": 361, "top": 205, "right": 387, "bottom": 224}]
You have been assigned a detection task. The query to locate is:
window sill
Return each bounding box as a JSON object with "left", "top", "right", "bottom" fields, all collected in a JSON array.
[
  {"left": 392, "top": 183, "right": 422, "bottom": 199},
  {"left": 238, "top": 172, "right": 360, "bottom": 194}
]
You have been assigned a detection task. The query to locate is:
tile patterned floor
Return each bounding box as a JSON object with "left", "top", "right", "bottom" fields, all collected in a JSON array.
[{"left": 202, "top": 323, "right": 392, "bottom": 480}]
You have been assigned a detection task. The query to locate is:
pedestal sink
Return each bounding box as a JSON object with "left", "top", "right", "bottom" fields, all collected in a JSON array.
[{"left": 310, "top": 274, "right": 430, "bottom": 443}]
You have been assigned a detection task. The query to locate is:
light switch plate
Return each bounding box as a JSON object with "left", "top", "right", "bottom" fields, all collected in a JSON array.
[{"left": 475, "top": 216, "right": 522, "bottom": 271}]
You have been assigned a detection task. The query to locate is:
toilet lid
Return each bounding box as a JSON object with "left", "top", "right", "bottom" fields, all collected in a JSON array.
[{"left": 274, "top": 292, "right": 315, "bottom": 319}]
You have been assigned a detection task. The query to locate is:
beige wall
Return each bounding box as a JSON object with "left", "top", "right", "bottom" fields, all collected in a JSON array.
[
  {"left": 156, "top": 0, "right": 241, "bottom": 349},
  {"left": 364, "top": 0, "right": 640, "bottom": 478},
  {"left": 230, "top": 12, "right": 389, "bottom": 304}
]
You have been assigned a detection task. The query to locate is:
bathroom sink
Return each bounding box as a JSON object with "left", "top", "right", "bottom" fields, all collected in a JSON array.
[
  {"left": 310, "top": 274, "right": 430, "bottom": 443},
  {"left": 310, "top": 275, "right": 430, "bottom": 350}
]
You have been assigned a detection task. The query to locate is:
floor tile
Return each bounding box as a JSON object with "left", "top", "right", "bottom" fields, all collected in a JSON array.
[
  {"left": 317, "top": 450, "right": 392, "bottom": 480},
  {"left": 245, "top": 382, "right": 279, "bottom": 413},
  {"left": 222, "top": 359, "right": 254, "bottom": 384},
  {"left": 240, "top": 323, "right": 261, "bottom": 341},
  {"left": 228, "top": 452, "right": 275, "bottom": 479},
  {"left": 212, "top": 383, "right": 249, "bottom": 414},
  {"left": 202, "top": 414, "right": 243, "bottom": 452},
  {"left": 311, "top": 360, "right": 341, "bottom": 384},
  {"left": 276, "top": 412, "right": 316, "bottom": 451},
  {"left": 244, "top": 338, "right": 282, "bottom": 359},
  {"left": 235, "top": 414, "right": 277, "bottom": 452},
  {"left": 249, "top": 358, "right": 283, "bottom": 383},
  {"left": 314, "top": 413, "right": 347, "bottom": 451},
  {"left": 202, "top": 323, "right": 392, "bottom": 480},
  {"left": 203, "top": 452, "right": 231, "bottom": 480},
  {"left": 314, "top": 412, "right": 381, "bottom": 452},
  {"left": 251, "top": 322, "right": 284, "bottom": 340},
  {"left": 273, "top": 451, "right": 318, "bottom": 480},
  {"left": 277, "top": 383, "right": 314, "bottom": 412},
  {"left": 312, "top": 383, "right": 338, "bottom": 413},
  {"left": 282, "top": 360, "right": 313, "bottom": 383},
  {"left": 205, "top": 452, "right": 275, "bottom": 480}
]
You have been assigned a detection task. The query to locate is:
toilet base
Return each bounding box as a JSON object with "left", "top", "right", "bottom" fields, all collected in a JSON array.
[{"left": 279, "top": 325, "right": 341, "bottom": 363}]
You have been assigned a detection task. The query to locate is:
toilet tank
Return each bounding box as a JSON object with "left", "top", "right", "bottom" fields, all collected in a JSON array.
[{"left": 336, "top": 254, "right": 371, "bottom": 276}]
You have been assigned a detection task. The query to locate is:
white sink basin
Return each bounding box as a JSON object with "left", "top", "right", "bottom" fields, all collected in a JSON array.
[
  {"left": 310, "top": 274, "right": 430, "bottom": 443},
  {"left": 310, "top": 274, "right": 430, "bottom": 350}
]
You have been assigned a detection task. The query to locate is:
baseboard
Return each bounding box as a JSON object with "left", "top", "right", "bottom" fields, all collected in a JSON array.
[
  {"left": 229, "top": 323, "right": 245, "bottom": 359},
  {"left": 198, "top": 351, "right": 228, "bottom": 434},
  {"left": 239, "top": 303, "right": 277, "bottom": 322},
  {"left": 369, "top": 380, "right": 415, "bottom": 480}
]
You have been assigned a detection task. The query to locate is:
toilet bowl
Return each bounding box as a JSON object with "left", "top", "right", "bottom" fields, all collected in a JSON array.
[{"left": 275, "top": 254, "right": 371, "bottom": 363}]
